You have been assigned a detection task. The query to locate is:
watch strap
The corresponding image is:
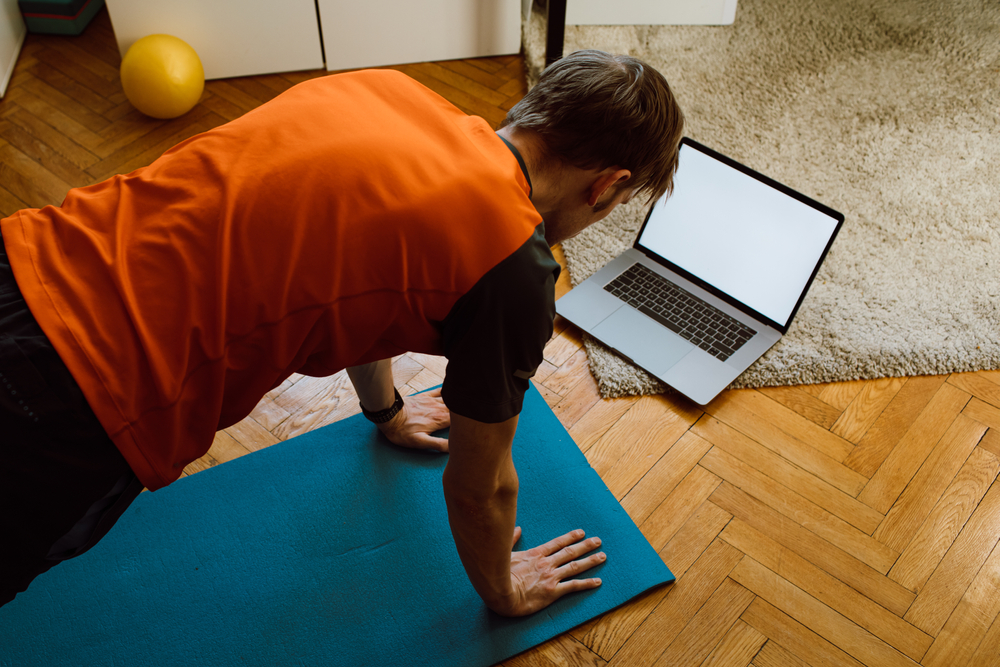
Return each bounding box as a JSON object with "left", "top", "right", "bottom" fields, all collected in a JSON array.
[{"left": 360, "top": 388, "right": 404, "bottom": 424}]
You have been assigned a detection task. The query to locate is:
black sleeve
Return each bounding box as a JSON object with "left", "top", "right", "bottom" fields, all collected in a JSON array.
[{"left": 439, "top": 226, "right": 560, "bottom": 423}]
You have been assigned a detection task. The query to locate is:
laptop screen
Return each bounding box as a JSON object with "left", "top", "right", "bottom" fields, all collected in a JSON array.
[{"left": 635, "top": 139, "right": 843, "bottom": 330}]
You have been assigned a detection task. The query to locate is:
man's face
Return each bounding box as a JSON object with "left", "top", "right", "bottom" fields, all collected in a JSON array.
[{"left": 546, "top": 184, "right": 637, "bottom": 246}]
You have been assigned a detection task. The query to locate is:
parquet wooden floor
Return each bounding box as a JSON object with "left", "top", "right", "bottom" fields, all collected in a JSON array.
[{"left": 4, "top": 9, "right": 1000, "bottom": 666}]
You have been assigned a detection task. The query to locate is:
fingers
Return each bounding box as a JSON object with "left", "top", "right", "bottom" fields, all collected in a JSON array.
[
  {"left": 409, "top": 432, "right": 450, "bottom": 453},
  {"left": 536, "top": 529, "right": 589, "bottom": 556},
  {"left": 511, "top": 525, "right": 522, "bottom": 549},
  {"left": 555, "top": 550, "right": 606, "bottom": 579}
]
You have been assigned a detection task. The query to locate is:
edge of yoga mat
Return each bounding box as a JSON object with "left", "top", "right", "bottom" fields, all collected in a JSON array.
[{"left": 0, "top": 384, "right": 674, "bottom": 667}]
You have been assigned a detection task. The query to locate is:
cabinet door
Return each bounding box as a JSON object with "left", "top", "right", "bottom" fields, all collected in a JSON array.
[
  {"left": 317, "top": 0, "right": 521, "bottom": 72},
  {"left": 566, "top": 0, "right": 738, "bottom": 25},
  {"left": 0, "top": 0, "right": 26, "bottom": 96},
  {"left": 105, "top": 0, "right": 324, "bottom": 80}
]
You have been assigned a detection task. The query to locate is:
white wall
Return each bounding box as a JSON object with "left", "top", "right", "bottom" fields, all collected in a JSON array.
[
  {"left": 0, "top": 0, "right": 26, "bottom": 97},
  {"left": 318, "top": 0, "right": 521, "bottom": 72},
  {"left": 105, "top": 0, "right": 324, "bottom": 80}
]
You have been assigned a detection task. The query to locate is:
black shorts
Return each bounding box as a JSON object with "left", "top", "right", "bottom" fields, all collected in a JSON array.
[{"left": 0, "top": 230, "right": 143, "bottom": 606}]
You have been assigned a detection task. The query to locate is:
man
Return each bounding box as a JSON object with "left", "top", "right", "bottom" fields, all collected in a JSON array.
[{"left": 0, "top": 49, "right": 684, "bottom": 614}]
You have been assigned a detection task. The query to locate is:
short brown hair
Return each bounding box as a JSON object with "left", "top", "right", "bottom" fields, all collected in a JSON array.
[{"left": 502, "top": 50, "right": 684, "bottom": 204}]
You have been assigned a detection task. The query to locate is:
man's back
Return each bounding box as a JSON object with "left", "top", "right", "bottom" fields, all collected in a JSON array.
[{"left": 1, "top": 70, "right": 543, "bottom": 490}]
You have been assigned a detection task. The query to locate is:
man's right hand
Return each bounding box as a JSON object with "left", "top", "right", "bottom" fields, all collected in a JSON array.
[{"left": 495, "top": 527, "right": 606, "bottom": 617}]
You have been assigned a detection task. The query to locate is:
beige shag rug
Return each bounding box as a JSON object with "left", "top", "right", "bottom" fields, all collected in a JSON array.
[{"left": 524, "top": 0, "right": 1000, "bottom": 397}]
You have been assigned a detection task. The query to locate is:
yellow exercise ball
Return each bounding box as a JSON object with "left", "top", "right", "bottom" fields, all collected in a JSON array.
[{"left": 120, "top": 34, "right": 205, "bottom": 119}]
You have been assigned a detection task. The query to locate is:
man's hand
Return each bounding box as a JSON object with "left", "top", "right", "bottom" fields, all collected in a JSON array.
[
  {"left": 495, "top": 527, "right": 605, "bottom": 617},
  {"left": 377, "top": 388, "right": 450, "bottom": 452}
]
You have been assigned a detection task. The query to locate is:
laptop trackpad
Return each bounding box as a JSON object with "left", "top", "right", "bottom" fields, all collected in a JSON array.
[{"left": 591, "top": 307, "right": 694, "bottom": 376}]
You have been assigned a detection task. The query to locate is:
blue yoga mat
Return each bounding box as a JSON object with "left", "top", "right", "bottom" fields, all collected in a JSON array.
[{"left": 0, "top": 385, "right": 673, "bottom": 666}]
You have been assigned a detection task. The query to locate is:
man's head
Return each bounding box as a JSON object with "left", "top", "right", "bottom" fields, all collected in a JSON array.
[{"left": 501, "top": 50, "right": 685, "bottom": 207}]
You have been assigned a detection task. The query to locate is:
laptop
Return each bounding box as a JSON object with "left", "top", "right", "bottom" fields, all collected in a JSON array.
[{"left": 556, "top": 137, "right": 844, "bottom": 405}]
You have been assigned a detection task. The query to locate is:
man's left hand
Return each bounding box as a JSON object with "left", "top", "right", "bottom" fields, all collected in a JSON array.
[{"left": 377, "top": 388, "right": 451, "bottom": 452}]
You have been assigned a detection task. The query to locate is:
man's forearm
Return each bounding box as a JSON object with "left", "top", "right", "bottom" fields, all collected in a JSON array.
[
  {"left": 441, "top": 413, "right": 521, "bottom": 613},
  {"left": 346, "top": 359, "right": 396, "bottom": 412}
]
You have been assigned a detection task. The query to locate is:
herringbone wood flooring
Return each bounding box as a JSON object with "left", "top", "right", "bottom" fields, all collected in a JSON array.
[{"left": 4, "top": 9, "right": 1000, "bottom": 666}]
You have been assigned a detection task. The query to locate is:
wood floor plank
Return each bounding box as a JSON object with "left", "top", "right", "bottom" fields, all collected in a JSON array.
[
  {"left": 567, "top": 394, "right": 640, "bottom": 454},
  {"left": 28, "top": 60, "right": 116, "bottom": 116},
  {"left": 888, "top": 447, "right": 1000, "bottom": 593},
  {"left": 711, "top": 483, "right": 915, "bottom": 617},
  {"left": 692, "top": 415, "right": 884, "bottom": 534},
  {"left": 247, "top": 395, "right": 292, "bottom": 434},
  {"left": 5, "top": 105, "right": 100, "bottom": 170},
  {"left": 872, "top": 414, "right": 987, "bottom": 552},
  {"left": 751, "top": 640, "right": 810, "bottom": 667},
  {"left": 639, "top": 465, "right": 722, "bottom": 551},
  {"left": 0, "top": 142, "right": 73, "bottom": 207},
  {"left": 817, "top": 379, "right": 866, "bottom": 411},
  {"left": 949, "top": 371, "right": 1000, "bottom": 409},
  {"left": 543, "top": 324, "right": 585, "bottom": 368},
  {"left": 87, "top": 109, "right": 221, "bottom": 180},
  {"left": 904, "top": 477, "right": 1000, "bottom": 635},
  {"left": 620, "top": 431, "right": 712, "bottom": 526},
  {"left": 184, "top": 430, "right": 253, "bottom": 474},
  {"left": 437, "top": 58, "right": 510, "bottom": 91},
  {"left": 721, "top": 519, "right": 932, "bottom": 661},
  {"left": 709, "top": 389, "right": 854, "bottom": 462},
  {"left": 405, "top": 352, "right": 448, "bottom": 379},
  {"left": 0, "top": 183, "right": 30, "bottom": 217},
  {"left": 599, "top": 405, "right": 701, "bottom": 501},
  {"left": 965, "top": 397, "right": 1000, "bottom": 430},
  {"left": 844, "top": 375, "right": 949, "bottom": 477},
  {"left": 223, "top": 415, "right": 281, "bottom": 453},
  {"left": 704, "top": 390, "right": 866, "bottom": 496},
  {"left": 573, "top": 496, "right": 734, "bottom": 656},
  {"left": 552, "top": 368, "right": 602, "bottom": 430},
  {"left": 583, "top": 393, "right": 699, "bottom": 492},
  {"left": 606, "top": 539, "right": 743, "bottom": 666},
  {"left": 394, "top": 63, "right": 507, "bottom": 127},
  {"left": 967, "top": 610, "right": 1000, "bottom": 667},
  {"left": 405, "top": 367, "right": 444, "bottom": 393},
  {"left": 542, "top": 346, "right": 590, "bottom": 396},
  {"left": 502, "top": 632, "right": 608, "bottom": 667},
  {"left": 652, "top": 577, "right": 756, "bottom": 667},
  {"left": 920, "top": 537, "right": 1000, "bottom": 667},
  {"left": 270, "top": 372, "right": 362, "bottom": 440},
  {"left": 731, "top": 558, "right": 920, "bottom": 667},
  {"left": 830, "top": 377, "right": 906, "bottom": 444},
  {"left": 0, "top": 115, "right": 92, "bottom": 186},
  {"left": 741, "top": 598, "right": 865, "bottom": 667},
  {"left": 756, "top": 385, "right": 842, "bottom": 430},
  {"left": 19, "top": 71, "right": 111, "bottom": 134},
  {"left": 35, "top": 40, "right": 121, "bottom": 95},
  {"left": 701, "top": 620, "right": 767, "bottom": 667},
  {"left": 857, "top": 382, "right": 971, "bottom": 513},
  {"left": 701, "top": 447, "right": 897, "bottom": 573},
  {"left": 980, "top": 428, "right": 1000, "bottom": 458}
]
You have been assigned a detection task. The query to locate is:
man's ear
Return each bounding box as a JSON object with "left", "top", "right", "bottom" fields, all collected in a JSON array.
[{"left": 586, "top": 168, "right": 632, "bottom": 207}]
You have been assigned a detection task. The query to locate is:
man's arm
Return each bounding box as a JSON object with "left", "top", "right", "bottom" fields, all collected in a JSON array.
[
  {"left": 443, "top": 411, "right": 606, "bottom": 616},
  {"left": 346, "top": 359, "right": 450, "bottom": 451}
]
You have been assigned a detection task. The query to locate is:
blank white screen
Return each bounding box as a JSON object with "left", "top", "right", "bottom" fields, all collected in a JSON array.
[{"left": 637, "top": 144, "right": 839, "bottom": 326}]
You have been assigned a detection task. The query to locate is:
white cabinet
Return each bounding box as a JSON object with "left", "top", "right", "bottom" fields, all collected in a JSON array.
[
  {"left": 0, "top": 0, "right": 25, "bottom": 96},
  {"left": 567, "top": 0, "right": 738, "bottom": 25},
  {"left": 104, "top": 0, "right": 325, "bottom": 80},
  {"left": 317, "top": 0, "right": 522, "bottom": 72}
]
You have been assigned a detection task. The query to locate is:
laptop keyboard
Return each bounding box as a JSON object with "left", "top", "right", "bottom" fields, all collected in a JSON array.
[{"left": 603, "top": 263, "right": 756, "bottom": 361}]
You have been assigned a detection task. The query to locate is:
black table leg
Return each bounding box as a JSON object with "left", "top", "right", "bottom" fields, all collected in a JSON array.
[{"left": 545, "top": 0, "right": 567, "bottom": 66}]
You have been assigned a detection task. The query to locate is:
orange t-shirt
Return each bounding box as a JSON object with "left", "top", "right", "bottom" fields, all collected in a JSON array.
[{"left": 1, "top": 70, "right": 555, "bottom": 490}]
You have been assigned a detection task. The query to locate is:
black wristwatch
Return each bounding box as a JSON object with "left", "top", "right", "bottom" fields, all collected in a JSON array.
[{"left": 360, "top": 388, "right": 404, "bottom": 424}]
